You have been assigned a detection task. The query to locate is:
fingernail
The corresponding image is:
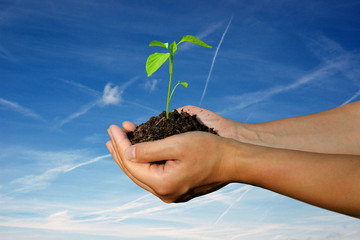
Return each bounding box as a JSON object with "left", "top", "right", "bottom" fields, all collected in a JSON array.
[
  {"left": 125, "top": 145, "right": 136, "bottom": 160},
  {"left": 106, "top": 141, "right": 113, "bottom": 154},
  {"left": 107, "top": 127, "right": 113, "bottom": 138}
]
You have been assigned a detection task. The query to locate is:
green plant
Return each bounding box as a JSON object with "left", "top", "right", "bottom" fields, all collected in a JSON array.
[{"left": 146, "top": 35, "right": 212, "bottom": 119}]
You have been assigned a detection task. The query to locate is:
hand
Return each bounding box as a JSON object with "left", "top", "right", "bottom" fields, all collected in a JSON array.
[
  {"left": 107, "top": 125, "right": 235, "bottom": 203},
  {"left": 177, "top": 105, "right": 240, "bottom": 140}
]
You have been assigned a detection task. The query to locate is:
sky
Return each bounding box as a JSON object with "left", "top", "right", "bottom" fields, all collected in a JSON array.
[{"left": 0, "top": 0, "right": 360, "bottom": 239}]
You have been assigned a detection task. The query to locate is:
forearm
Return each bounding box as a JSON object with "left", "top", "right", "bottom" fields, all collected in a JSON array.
[
  {"left": 227, "top": 141, "right": 360, "bottom": 218},
  {"left": 235, "top": 101, "right": 360, "bottom": 154}
]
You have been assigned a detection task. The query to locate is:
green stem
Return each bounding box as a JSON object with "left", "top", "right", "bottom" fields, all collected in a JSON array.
[
  {"left": 169, "top": 82, "right": 180, "bottom": 104},
  {"left": 166, "top": 54, "right": 173, "bottom": 119}
]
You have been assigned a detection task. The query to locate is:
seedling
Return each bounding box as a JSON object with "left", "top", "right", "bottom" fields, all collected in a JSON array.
[{"left": 146, "top": 35, "right": 212, "bottom": 119}]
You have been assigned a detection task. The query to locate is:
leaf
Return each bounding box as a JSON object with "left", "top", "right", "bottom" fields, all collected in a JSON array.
[
  {"left": 178, "top": 35, "right": 212, "bottom": 48},
  {"left": 169, "top": 41, "right": 177, "bottom": 54},
  {"left": 149, "top": 41, "right": 169, "bottom": 49},
  {"left": 179, "top": 81, "right": 188, "bottom": 88},
  {"left": 146, "top": 52, "right": 170, "bottom": 77}
]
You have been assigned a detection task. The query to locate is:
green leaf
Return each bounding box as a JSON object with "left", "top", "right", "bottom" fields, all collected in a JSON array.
[
  {"left": 146, "top": 52, "right": 170, "bottom": 77},
  {"left": 178, "top": 35, "right": 212, "bottom": 48},
  {"left": 149, "top": 41, "right": 169, "bottom": 49},
  {"left": 179, "top": 81, "right": 188, "bottom": 88},
  {"left": 169, "top": 41, "right": 177, "bottom": 54}
]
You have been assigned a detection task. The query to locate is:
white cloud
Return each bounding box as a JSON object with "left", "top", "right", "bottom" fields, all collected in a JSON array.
[
  {"left": 100, "top": 83, "right": 122, "bottom": 106},
  {"left": 55, "top": 75, "right": 160, "bottom": 128},
  {"left": 55, "top": 81, "right": 122, "bottom": 128}
]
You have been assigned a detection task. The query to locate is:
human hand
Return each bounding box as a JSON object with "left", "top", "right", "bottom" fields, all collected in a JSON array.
[
  {"left": 178, "top": 105, "right": 241, "bottom": 140},
  {"left": 107, "top": 125, "right": 236, "bottom": 203}
]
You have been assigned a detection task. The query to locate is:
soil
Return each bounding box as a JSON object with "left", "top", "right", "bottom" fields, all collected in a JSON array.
[{"left": 127, "top": 109, "right": 217, "bottom": 145}]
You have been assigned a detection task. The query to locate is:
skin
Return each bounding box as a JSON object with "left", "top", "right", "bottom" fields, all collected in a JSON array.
[{"left": 106, "top": 101, "right": 360, "bottom": 218}]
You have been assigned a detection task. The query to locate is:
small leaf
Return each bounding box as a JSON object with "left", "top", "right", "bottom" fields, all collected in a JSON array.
[
  {"left": 149, "top": 40, "right": 169, "bottom": 49},
  {"left": 169, "top": 41, "right": 177, "bottom": 54},
  {"left": 178, "top": 35, "right": 212, "bottom": 48},
  {"left": 179, "top": 81, "right": 188, "bottom": 88},
  {"left": 146, "top": 52, "right": 170, "bottom": 77}
]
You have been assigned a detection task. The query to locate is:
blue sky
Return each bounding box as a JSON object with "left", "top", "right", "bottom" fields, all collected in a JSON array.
[{"left": 1, "top": 0, "right": 360, "bottom": 239}]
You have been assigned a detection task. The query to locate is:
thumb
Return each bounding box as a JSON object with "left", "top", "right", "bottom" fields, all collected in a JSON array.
[{"left": 125, "top": 137, "right": 180, "bottom": 163}]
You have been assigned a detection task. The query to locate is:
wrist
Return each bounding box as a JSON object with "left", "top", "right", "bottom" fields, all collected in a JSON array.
[
  {"left": 220, "top": 138, "right": 259, "bottom": 184},
  {"left": 234, "top": 122, "right": 264, "bottom": 145}
]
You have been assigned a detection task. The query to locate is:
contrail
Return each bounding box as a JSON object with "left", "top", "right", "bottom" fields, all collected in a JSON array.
[
  {"left": 199, "top": 16, "right": 233, "bottom": 106},
  {"left": 341, "top": 89, "right": 360, "bottom": 106},
  {"left": 214, "top": 186, "right": 252, "bottom": 225}
]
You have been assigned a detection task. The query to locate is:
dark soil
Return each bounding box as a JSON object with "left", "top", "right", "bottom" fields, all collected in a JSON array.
[{"left": 127, "top": 109, "right": 217, "bottom": 145}]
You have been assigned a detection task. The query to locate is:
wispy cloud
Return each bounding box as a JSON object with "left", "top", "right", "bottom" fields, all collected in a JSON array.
[
  {"left": 178, "top": 20, "right": 224, "bottom": 51},
  {"left": 126, "top": 101, "right": 160, "bottom": 114},
  {"left": 1, "top": 183, "right": 359, "bottom": 240},
  {"left": 200, "top": 16, "right": 233, "bottom": 106},
  {"left": 341, "top": 89, "right": 360, "bottom": 105},
  {"left": 215, "top": 185, "right": 252, "bottom": 224},
  {"left": 57, "top": 75, "right": 142, "bottom": 127},
  {"left": 219, "top": 60, "right": 342, "bottom": 114},
  {"left": 0, "top": 184, "right": 254, "bottom": 239},
  {"left": 219, "top": 35, "right": 360, "bottom": 115},
  {"left": 0, "top": 97, "right": 44, "bottom": 121},
  {"left": 8, "top": 153, "right": 111, "bottom": 194},
  {"left": 144, "top": 79, "right": 158, "bottom": 93},
  {"left": 57, "top": 100, "right": 98, "bottom": 127},
  {"left": 304, "top": 34, "right": 360, "bottom": 105},
  {"left": 0, "top": 43, "right": 17, "bottom": 62},
  {"left": 61, "top": 79, "right": 101, "bottom": 98}
]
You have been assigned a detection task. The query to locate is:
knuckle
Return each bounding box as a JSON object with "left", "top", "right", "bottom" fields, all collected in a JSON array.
[
  {"left": 154, "top": 181, "right": 180, "bottom": 198},
  {"left": 155, "top": 184, "right": 172, "bottom": 196}
]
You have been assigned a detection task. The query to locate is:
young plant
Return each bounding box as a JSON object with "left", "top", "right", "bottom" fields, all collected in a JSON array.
[{"left": 146, "top": 35, "right": 212, "bottom": 119}]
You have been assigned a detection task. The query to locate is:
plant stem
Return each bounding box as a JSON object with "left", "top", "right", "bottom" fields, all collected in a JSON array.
[
  {"left": 166, "top": 54, "right": 174, "bottom": 119},
  {"left": 169, "top": 82, "right": 179, "bottom": 104}
]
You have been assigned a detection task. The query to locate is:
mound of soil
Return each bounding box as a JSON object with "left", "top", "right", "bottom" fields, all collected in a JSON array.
[{"left": 127, "top": 109, "right": 217, "bottom": 144}]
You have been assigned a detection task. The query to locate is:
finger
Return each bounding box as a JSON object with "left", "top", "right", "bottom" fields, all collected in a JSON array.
[
  {"left": 107, "top": 126, "right": 158, "bottom": 194},
  {"left": 127, "top": 136, "right": 181, "bottom": 163},
  {"left": 177, "top": 105, "right": 200, "bottom": 115},
  {"left": 177, "top": 105, "right": 213, "bottom": 124},
  {"left": 108, "top": 125, "right": 132, "bottom": 158},
  {"left": 107, "top": 139, "right": 160, "bottom": 197},
  {"left": 177, "top": 105, "right": 224, "bottom": 134},
  {"left": 106, "top": 140, "right": 114, "bottom": 154},
  {"left": 122, "top": 121, "right": 137, "bottom": 132}
]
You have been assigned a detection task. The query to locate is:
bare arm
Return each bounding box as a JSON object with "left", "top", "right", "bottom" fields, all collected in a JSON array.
[
  {"left": 236, "top": 101, "right": 360, "bottom": 154},
  {"left": 230, "top": 141, "right": 360, "bottom": 218}
]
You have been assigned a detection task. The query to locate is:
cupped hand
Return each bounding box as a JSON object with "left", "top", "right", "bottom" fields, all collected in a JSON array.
[
  {"left": 177, "top": 105, "right": 240, "bottom": 140},
  {"left": 107, "top": 125, "right": 236, "bottom": 203}
]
